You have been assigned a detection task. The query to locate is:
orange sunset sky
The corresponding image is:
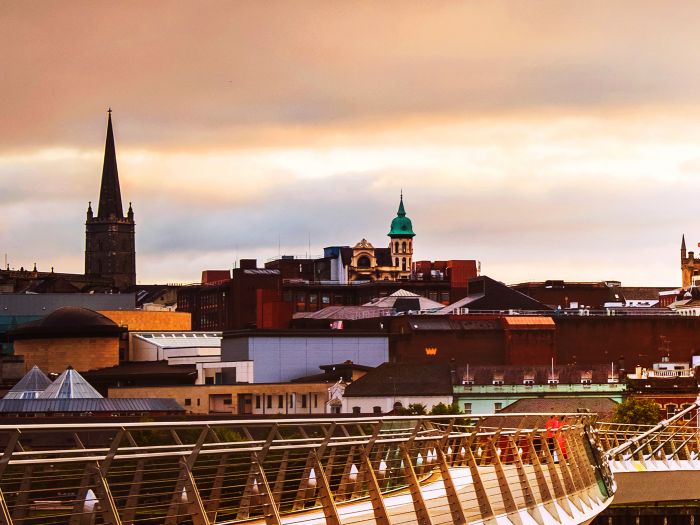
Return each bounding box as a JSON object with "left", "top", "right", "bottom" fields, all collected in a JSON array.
[{"left": 3, "top": 1, "right": 700, "bottom": 285}]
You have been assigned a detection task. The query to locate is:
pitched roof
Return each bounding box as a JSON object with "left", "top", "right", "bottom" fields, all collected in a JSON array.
[
  {"left": 498, "top": 397, "right": 618, "bottom": 416},
  {"left": 364, "top": 289, "right": 444, "bottom": 311},
  {"left": 0, "top": 398, "right": 183, "bottom": 414},
  {"left": 442, "top": 276, "right": 551, "bottom": 313},
  {"left": 38, "top": 367, "right": 103, "bottom": 399},
  {"left": 343, "top": 362, "right": 453, "bottom": 397},
  {"left": 97, "top": 110, "right": 124, "bottom": 219},
  {"left": 4, "top": 366, "right": 52, "bottom": 400}
]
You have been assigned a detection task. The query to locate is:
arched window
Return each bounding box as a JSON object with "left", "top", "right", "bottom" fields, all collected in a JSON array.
[
  {"left": 401, "top": 241, "right": 406, "bottom": 253},
  {"left": 357, "top": 255, "right": 371, "bottom": 268},
  {"left": 402, "top": 258, "right": 407, "bottom": 271},
  {"left": 394, "top": 241, "right": 399, "bottom": 252},
  {"left": 395, "top": 257, "right": 399, "bottom": 267}
]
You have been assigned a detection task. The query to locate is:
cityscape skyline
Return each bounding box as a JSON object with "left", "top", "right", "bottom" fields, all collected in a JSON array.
[{"left": 4, "top": 2, "right": 700, "bottom": 285}]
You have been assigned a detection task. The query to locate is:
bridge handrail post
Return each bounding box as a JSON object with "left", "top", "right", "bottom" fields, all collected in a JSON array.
[
  {"left": 435, "top": 445, "right": 467, "bottom": 525},
  {"left": 507, "top": 431, "right": 545, "bottom": 524},
  {"left": 361, "top": 450, "right": 391, "bottom": 525},
  {"left": 399, "top": 443, "right": 434, "bottom": 525},
  {"left": 487, "top": 431, "right": 520, "bottom": 519},
  {"left": 312, "top": 452, "right": 342, "bottom": 525}
]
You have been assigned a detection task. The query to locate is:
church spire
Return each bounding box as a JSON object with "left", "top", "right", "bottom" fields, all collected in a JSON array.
[
  {"left": 97, "top": 108, "right": 124, "bottom": 219},
  {"left": 397, "top": 191, "right": 406, "bottom": 217},
  {"left": 682, "top": 234, "right": 687, "bottom": 259}
]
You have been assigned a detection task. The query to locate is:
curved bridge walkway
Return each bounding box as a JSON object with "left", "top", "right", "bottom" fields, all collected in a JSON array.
[
  {"left": 599, "top": 401, "right": 700, "bottom": 506},
  {"left": 0, "top": 413, "right": 613, "bottom": 525}
]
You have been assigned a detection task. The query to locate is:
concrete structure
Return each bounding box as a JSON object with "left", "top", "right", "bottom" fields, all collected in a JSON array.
[{"left": 221, "top": 330, "right": 388, "bottom": 383}]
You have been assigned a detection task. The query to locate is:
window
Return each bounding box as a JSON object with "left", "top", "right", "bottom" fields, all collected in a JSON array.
[
  {"left": 401, "top": 241, "right": 406, "bottom": 253},
  {"left": 322, "top": 294, "right": 330, "bottom": 305},
  {"left": 494, "top": 402, "right": 503, "bottom": 412},
  {"left": 223, "top": 398, "right": 232, "bottom": 405},
  {"left": 205, "top": 377, "right": 214, "bottom": 385},
  {"left": 278, "top": 395, "right": 284, "bottom": 409},
  {"left": 267, "top": 396, "right": 272, "bottom": 409},
  {"left": 352, "top": 406, "right": 361, "bottom": 415},
  {"left": 463, "top": 402, "right": 472, "bottom": 414},
  {"left": 184, "top": 399, "right": 192, "bottom": 406},
  {"left": 301, "top": 395, "right": 307, "bottom": 409},
  {"left": 683, "top": 404, "right": 693, "bottom": 420},
  {"left": 373, "top": 406, "right": 382, "bottom": 414},
  {"left": 314, "top": 394, "right": 318, "bottom": 408},
  {"left": 289, "top": 394, "right": 295, "bottom": 408},
  {"left": 256, "top": 395, "right": 261, "bottom": 409},
  {"left": 197, "top": 399, "right": 200, "bottom": 406},
  {"left": 357, "top": 256, "right": 371, "bottom": 268},
  {"left": 666, "top": 404, "right": 677, "bottom": 418},
  {"left": 395, "top": 258, "right": 399, "bottom": 267}
]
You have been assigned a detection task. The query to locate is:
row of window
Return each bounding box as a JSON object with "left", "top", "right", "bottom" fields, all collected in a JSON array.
[{"left": 255, "top": 393, "right": 319, "bottom": 410}]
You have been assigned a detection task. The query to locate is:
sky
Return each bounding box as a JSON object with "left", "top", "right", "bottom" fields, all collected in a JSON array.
[{"left": 2, "top": 1, "right": 700, "bottom": 286}]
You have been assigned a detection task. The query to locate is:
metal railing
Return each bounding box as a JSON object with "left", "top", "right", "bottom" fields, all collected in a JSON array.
[
  {"left": 600, "top": 400, "right": 700, "bottom": 465},
  {"left": 0, "top": 413, "right": 612, "bottom": 524}
]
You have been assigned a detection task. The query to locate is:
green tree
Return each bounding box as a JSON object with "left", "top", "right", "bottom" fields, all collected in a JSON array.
[
  {"left": 395, "top": 403, "right": 427, "bottom": 415},
  {"left": 612, "top": 398, "right": 662, "bottom": 425},
  {"left": 430, "top": 402, "right": 462, "bottom": 415}
]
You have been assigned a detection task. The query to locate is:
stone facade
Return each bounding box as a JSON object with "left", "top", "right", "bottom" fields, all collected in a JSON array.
[{"left": 15, "top": 337, "right": 119, "bottom": 374}]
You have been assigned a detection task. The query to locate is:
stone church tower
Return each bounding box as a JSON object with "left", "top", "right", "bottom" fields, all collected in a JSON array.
[{"left": 85, "top": 110, "right": 136, "bottom": 291}]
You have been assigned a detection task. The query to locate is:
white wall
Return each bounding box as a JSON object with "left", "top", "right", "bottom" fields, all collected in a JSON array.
[
  {"left": 341, "top": 395, "right": 452, "bottom": 415},
  {"left": 224, "top": 336, "right": 388, "bottom": 383}
]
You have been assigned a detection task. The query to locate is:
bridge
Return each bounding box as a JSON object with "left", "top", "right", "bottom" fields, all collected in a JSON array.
[
  {"left": 0, "top": 413, "right": 613, "bottom": 525},
  {"left": 599, "top": 401, "right": 700, "bottom": 507}
]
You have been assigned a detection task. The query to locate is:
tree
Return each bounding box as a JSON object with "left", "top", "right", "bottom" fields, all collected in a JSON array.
[
  {"left": 430, "top": 402, "right": 462, "bottom": 415},
  {"left": 612, "top": 398, "right": 662, "bottom": 425},
  {"left": 395, "top": 403, "right": 427, "bottom": 415}
]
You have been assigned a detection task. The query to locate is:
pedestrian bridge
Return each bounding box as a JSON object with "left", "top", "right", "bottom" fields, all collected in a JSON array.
[
  {"left": 0, "top": 413, "right": 612, "bottom": 525},
  {"left": 599, "top": 401, "right": 700, "bottom": 506}
]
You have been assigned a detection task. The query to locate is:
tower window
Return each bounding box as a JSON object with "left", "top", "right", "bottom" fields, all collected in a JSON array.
[
  {"left": 394, "top": 241, "right": 399, "bottom": 252},
  {"left": 395, "top": 258, "right": 399, "bottom": 267},
  {"left": 402, "top": 242, "right": 406, "bottom": 253},
  {"left": 357, "top": 255, "right": 371, "bottom": 268},
  {"left": 402, "top": 258, "right": 407, "bottom": 271}
]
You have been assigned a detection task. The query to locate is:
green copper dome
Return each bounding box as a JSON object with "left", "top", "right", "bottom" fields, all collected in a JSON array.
[{"left": 388, "top": 195, "right": 415, "bottom": 238}]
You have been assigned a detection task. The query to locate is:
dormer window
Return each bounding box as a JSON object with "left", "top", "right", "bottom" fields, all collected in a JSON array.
[
  {"left": 547, "top": 378, "right": 559, "bottom": 385},
  {"left": 492, "top": 373, "right": 504, "bottom": 386},
  {"left": 523, "top": 379, "right": 535, "bottom": 386},
  {"left": 580, "top": 371, "right": 592, "bottom": 385}
]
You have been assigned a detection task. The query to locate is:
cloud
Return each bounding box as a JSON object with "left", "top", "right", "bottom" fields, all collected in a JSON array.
[{"left": 3, "top": 2, "right": 700, "bottom": 285}]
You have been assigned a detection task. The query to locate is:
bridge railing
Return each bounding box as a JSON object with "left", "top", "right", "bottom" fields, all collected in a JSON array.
[
  {"left": 0, "top": 413, "right": 611, "bottom": 525},
  {"left": 599, "top": 400, "right": 700, "bottom": 467}
]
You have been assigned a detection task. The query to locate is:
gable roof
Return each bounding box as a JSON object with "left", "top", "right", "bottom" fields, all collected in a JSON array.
[
  {"left": 442, "top": 276, "right": 550, "bottom": 313},
  {"left": 343, "top": 362, "right": 453, "bottom": 397}
]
